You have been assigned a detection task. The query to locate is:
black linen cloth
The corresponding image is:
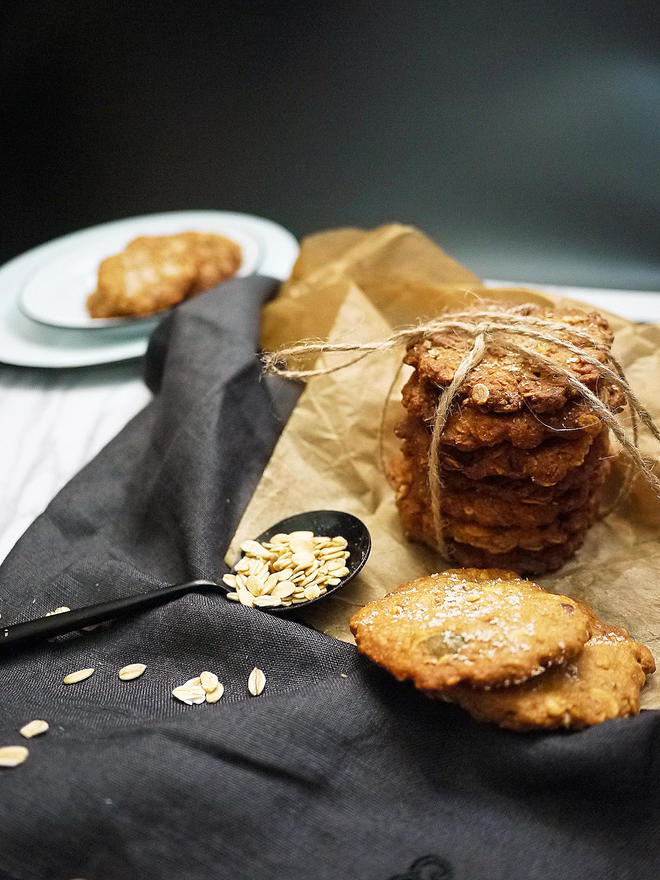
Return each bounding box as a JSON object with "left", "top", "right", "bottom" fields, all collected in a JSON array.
[{"left": 0, "top": 277, "right": 658, "bottom": 880}]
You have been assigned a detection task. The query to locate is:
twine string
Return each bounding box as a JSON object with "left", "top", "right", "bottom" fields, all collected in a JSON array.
[{"left": 428, "top": 332, "right": 487, "bottom": 555}]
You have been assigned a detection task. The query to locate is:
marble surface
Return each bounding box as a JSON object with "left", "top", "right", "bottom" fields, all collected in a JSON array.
[
  {"left": 0, "top": 359, "right": 151, "bottom": 563},
  {"left": 0, "top": 283, "right": 658, "bottom": 567}
]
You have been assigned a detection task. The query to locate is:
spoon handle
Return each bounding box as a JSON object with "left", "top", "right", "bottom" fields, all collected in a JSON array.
[{"left": 0, "top": 579, "right": 218, "bottom": 651}]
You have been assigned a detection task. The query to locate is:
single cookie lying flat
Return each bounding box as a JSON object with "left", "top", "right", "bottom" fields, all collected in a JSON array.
[
  {"left": 444, "top": 618, "right": 655, "bottom": 730},
  {"left": 349, "top": 570, "right": 592, "bottom": 690},
  {"left": 87, "top": 234, "right": 197, "bottom": 317}
]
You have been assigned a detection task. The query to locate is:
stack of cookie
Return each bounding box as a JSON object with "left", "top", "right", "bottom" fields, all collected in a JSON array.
[
  {"left": 350, "top": 570, "right": 655, "bottom": 731},
  {"left": 390, "top": 305, "right": 623, "bottom": 574}
]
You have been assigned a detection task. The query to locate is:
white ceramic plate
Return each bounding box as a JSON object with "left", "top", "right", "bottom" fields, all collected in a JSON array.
[
  {"left": 0, "top": 211, "right": 298, "bottom": 368},
  {"left": 19, "top": 219, "right": 261, "bottom": 329}
]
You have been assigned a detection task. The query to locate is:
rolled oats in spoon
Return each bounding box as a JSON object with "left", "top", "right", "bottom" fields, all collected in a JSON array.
[{"left": 223, "top": 510, "right": 371, "bottom": 612}]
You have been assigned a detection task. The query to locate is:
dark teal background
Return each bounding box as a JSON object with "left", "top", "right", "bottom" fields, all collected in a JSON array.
[{"left": 2, "top": 1, "right": 658, "bottom": 288}]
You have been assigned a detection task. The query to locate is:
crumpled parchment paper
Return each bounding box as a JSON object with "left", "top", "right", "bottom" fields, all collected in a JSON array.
[{"left": 227, "top": 224, "right": 660, "bottom": 708}]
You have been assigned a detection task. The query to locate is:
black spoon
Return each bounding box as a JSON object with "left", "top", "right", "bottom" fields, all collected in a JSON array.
[{"left": 0, "top": 510, "right": 371, "bottom": 651}]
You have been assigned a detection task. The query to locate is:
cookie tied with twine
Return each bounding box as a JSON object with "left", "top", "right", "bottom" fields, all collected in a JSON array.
[{"left": 262, "top": 302, "right": 660, "bottom": 573}]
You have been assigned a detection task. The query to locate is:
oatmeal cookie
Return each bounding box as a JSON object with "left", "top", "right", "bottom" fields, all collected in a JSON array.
[
  {"left": 404, "top": 305, "right": 615, "bottom": 413},
  {"left": 441, "top": 429, "right": 611, "bottom": 500},
  {"left": 401, "top": 372, "right": 616, "bottom": 450},
  {"left": 444, "top": 531, "right": 594, "bottom": 575},
  {"left": 439, "top": 474, "right": 605, "bottom": 529},
  {"left": 349, "top": 570, "right": 592, "bottom": 690},
  {"left": 444, "top": 618, "right": 655, "bottom": 730},
  {"left": 390, "top": 448, "right": 608, "bottom": 531},
  {"left": 443, "top": 496, "right": 599, "bottom": 553},
  {"left": 397, "top": 414, "right": 601, "bottom": 486},
  {"left": 390, "top": 452, "right": 603, "bottom": 560},
  {"left": 87, "top": 231, "right": 242, "bottom": 318},
  {"left": 87, "top": 234, "right": 197, "bottom": 318}
]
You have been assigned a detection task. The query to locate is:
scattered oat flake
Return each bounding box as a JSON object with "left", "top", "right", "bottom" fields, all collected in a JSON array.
[
  {"left": 172, "top": 684, "right": 206, "bottom": 705},
  {"left": 205, "top": 683, "right": 225, "bottom": 703},
  {"left": 19, "top": 720, "right": 49, "bottom": 739},
  {"left": 118, "top": 663, "right": 146, "bottom": 681},
  {"left": 0, "top": 746, "right": 29, "bottom": 767},
  {"left": 200, "top": 671, "right": 219, "bottom": 693},
  {"left": 248, "top": 667, "right": 266, "bottom": 696},
  {"left": 63, "top": 668, "right": 95, "bottom": 685},
  {"left": 45, "top": 606, "right": 70, "bottom": 616}
]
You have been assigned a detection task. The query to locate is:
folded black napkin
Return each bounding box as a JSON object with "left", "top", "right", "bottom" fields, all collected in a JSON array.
[{"left": 0, "top": 277, "right": 658, "bottom": 880}]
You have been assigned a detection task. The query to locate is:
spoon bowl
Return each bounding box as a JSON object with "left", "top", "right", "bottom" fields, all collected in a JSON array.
[{"left": 229, "top": 509, "right": 372, "bottom": 612}]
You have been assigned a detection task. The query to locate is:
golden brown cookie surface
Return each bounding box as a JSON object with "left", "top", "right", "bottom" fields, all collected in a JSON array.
[
  {"left": 439, "top": 475, "right": 603, "bottom": 529},
  {"left": 88, "top": 235, "right": 197, "bottom": 317},
  {"left": 389, "top": 448, "right": 608, "bottom": 533},
  {"left": 444, "top": 531, "right": 593, "bottom": 575},
  {"left": 404, "top": 306, "right": 615, "bottom": 413},
  {"left": 444, "top": 619, "right": 656, "bottom": 730},
  {"left": 388, "top": 447, "right": 609, "bottom": 573},
  {"left": 349, "top": 570, "right": 592, "bottom": 690},
  {"left": 401, "top": 373, "right": 610, "bottom": 450},
  {"left": 87, "top": 231, "right": 242, "bottom": 318},
  {"left": 397, "top": 415, "right": 601, "bottom": 486},
  {"left": 179, "top": 231, "right": 243, "bottom": 294},
  {"left": 440, "top": 428, "right": 610, "bottom": 500}
]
